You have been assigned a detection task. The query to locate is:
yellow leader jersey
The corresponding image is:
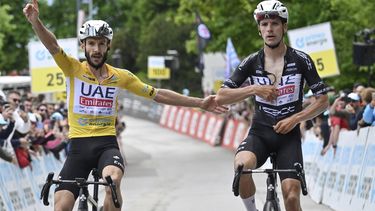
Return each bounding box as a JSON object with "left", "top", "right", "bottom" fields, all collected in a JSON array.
[{"left": 53, "top": 48, "right": 156, "bottom": 138}]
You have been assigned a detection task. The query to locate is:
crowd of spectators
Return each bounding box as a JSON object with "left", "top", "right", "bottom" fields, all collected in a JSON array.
[
  {"left": 300, "top": 83, "right": 375, "bottom": 156},
  {"left": 0, "top": 90, "right": 69, "bottom": 169}
]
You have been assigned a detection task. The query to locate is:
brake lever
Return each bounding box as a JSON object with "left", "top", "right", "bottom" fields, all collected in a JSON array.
[
  {"left": 294, "top": 163, "right": 308, "bottom": 195},
  {"left": 105, "top": 176, "right": 121, "bottom": 208},
  {"left": 40, "top": 172, "right": 54, "bottom": 205},
  {"left": 232, "top": 164, "right": 244, "bottom": 197}
]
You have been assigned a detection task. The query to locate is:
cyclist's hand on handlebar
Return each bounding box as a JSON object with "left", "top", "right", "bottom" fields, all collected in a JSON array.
[{"left": 273, "top": 116, "right": 298, "bottom": 134}]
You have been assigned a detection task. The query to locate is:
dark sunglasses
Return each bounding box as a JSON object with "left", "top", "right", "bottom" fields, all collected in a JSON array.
[
  {"left": 255, "top": 11, "right": 280, "bottom": 22},
  {"left": 39, "top": 108, "right": 46, "bottom": 112},
  {"left": 12, "top": 98, "right": 20, "bottom": 103}
]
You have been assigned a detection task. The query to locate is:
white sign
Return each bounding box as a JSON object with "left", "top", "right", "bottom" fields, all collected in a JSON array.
[
  {"left": 148, "top": 56, "right": 165, "bottom": 68},
  {"left": 28, "top": 38, "right": 78, "bottom": 68},
  {"left": 288, "top": 22, "right": 340, "bottom": 78}
]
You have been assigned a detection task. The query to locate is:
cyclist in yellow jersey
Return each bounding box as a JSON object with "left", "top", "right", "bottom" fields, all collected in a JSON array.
[{"left": 24, "top": 1, "right": 227, "bottom": 210}]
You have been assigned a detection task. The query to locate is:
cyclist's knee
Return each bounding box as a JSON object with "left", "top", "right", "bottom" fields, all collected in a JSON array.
[
  {"left": 102, "top": 166, "right": 123, "bottom": 181},
  {"left": 54, "top": 190, "right": 75, "bottom": 211},
  {"left": 234, "top": 151, "right": 257, "bottom": 169},
  {"left": 281, "top": 179, "right": 301, "bottom": 209}
]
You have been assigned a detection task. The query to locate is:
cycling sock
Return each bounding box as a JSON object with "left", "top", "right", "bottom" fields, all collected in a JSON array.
[{"left": 242, "top": 195, "right": 257, "bottom": 211}]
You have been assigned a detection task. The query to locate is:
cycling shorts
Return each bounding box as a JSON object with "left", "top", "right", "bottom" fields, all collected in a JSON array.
[
  {"left": 236, "top": 123, "right": 303, "bottom": 181},
  {"left": 55, "top": 136, "right": 124, "bottom": 199}
]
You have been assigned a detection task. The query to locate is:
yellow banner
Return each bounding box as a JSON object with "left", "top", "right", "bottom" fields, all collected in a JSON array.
[
  {"left": 214, "top": 80, "right": 223, "bottom": 93},
  {"left": 31, "top": 67, "right": 66, "bottom": 93},
  {"left": 148, "top": 67, "right": 170, "bottom": 79},
  {"left": 309, "top": 49, "right": 340, "bottom": 78},
  {"left": 53, "top": 91, "right": 67, "bottom": 103}
]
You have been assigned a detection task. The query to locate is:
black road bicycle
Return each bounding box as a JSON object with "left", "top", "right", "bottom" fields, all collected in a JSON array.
[
  {"left": 40, "top": 169, "right": 120, "bottom": 211},
  {"left": 232, "top": 153, "right": 308, "bottom": 211}
]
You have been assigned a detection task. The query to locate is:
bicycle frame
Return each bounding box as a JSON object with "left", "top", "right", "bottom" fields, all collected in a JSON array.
[{"left": 40, "top": 169, "right": 120, "bottom": 211}]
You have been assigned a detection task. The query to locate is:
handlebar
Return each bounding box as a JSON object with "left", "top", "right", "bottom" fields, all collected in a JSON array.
[
  {"left": 40, "top": 172, "right": 121, "bottom": 207},
  {"left": 232, "top": 162, "right": 308, "bottom": 197}
]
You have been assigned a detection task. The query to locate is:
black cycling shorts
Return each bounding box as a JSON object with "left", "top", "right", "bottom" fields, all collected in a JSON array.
[
  {"left": 236, "top": 123, "right": 303, "bottom": 181},
  {"left": 55, "top": 136, "right": 125, "bottom": 199}
]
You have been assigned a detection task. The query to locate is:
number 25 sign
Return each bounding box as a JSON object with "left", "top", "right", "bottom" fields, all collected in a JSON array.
[
  {"left": 28, "top": 38, "right": 78, "bottom": 93},
  {"left": 288, "top": 22, "right": 340, "bottom": 78}
]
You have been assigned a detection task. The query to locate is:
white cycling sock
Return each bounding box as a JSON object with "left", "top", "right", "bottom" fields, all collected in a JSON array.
[{"left": 242, "top": 195, "right": 257, "bottom": 211}]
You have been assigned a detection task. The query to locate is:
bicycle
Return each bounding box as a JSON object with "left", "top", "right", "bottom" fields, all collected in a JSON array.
[
  {"left": 40, "top": 168, "right": 121, "bottom": 211},
  {"left": 232, "top": 153, "right": 308, "bottom": 211}
]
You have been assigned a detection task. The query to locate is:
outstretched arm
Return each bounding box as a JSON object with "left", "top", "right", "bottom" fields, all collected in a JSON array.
[
  {"left": 23, "top": 0, "right": 59, "bottom": 54},
  {"left": 154, "top": 89, "right": 228, "bottom": 114}
]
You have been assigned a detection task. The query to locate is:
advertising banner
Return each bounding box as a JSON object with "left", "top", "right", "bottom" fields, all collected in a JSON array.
[
  {"left": 288, "top": 22, "right": 340, "bottom": 78},
  {"left": 28, "top": 38, "right": 78, "bottom": 93}
]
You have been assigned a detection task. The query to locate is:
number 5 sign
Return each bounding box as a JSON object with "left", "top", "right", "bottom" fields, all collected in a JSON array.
[
  {"left": 28, "top": 38, "right": 78, "bottom": 93},
  {"left": 288, "top": 22, "right": 340, "bottom": 78}
]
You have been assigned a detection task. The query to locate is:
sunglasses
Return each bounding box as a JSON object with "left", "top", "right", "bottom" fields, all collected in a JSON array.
[
  {"left": 12, "top": 98, "right": 20, "bottom": 103},
  {"left": 39, "top": 108, "right": 47, "bottom": 112},
  {"left": 255, "top": 11, "right": 281, "bottom": 22}
]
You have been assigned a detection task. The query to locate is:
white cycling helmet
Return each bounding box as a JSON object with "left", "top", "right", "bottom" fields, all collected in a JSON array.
[
  {"left": 79, "top": 20, "right": 113, "bottom": 42},
  {"left": 253, "top": 0, "right": 288, "bottom": 24}
]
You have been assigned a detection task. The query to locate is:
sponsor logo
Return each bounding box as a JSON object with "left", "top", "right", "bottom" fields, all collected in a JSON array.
[
  {"left": 80, "top": 96, "right": 113, "bottom": 107},
  {"left": 261, "top": 106, "right": 296, "bottom": 116},
  {"left": 149, "top": 87, "right": 155, "bottom": 96},
  {"left": 77, "top": 118, "right": 112, "bottom": 126},
  {"left": 141, "top": 85, "right": 149, "bottom": 93},
  {"left": 114, "top": 160, "right": 124, "bottom": 170},
  {"left": 80, "top": 82, "right": 116, "bottom": 99},
  {"left": 278, "top": 85, "right": 295, "bottom": 96}
]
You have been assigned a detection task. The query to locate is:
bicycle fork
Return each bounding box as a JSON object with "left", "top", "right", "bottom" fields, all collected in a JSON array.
[
  {"left": 264, "top": 173, "right": 281, "bottom": 211},
  {"left": 78, "top": 187, "right": 89, "bottom": 211}
]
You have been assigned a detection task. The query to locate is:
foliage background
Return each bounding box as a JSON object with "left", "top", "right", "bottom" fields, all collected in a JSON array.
[{"left": 1, "top": 0, "right": 374, "bottom": 96}]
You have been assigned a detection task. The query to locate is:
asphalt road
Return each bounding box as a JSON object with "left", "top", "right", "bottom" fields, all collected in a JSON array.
[{"left": 112, "top": 116, "right": 333, "bottom": 211}]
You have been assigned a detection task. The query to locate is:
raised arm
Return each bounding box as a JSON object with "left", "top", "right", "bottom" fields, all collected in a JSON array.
[{"left": 23, "top": 0, "right": 59, "bottom": 54}]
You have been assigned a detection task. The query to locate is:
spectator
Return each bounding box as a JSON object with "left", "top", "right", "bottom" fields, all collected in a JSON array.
[
  {"left": 321, "top": 96, "right": 350, "bottom": 156},
  {"left": 346, "top": 92, "right": 363, "bottom": 130},
  {"left": 358, "top": 87, "right": 375, "bottom": 128},
  {"left": 0, "top": 102, "right": 17, "bottom": 164},
  {"left": 362, "top": 91, "right": 375, "bottom": 126},
  {"left": 353, "top": 83, "right": 365, "bottom": 94}
]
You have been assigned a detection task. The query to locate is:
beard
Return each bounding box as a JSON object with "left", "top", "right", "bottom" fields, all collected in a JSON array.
[
  {"left": 85, "top": 50, "right": 108, "bottom": 69},
  {"left": 265, "top": 41, "right": 281, "bottom": 49},
  {"left": 264, "top": 33, "right": 284, "bottom": 49}
]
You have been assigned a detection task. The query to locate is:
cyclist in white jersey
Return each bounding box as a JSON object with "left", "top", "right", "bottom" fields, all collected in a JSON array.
[
  {"left": 216, "top": 1, "right": 329, "bottom": 211},
  {"left": 23, "top": 1, "right": 227, "bottom": 210}
]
